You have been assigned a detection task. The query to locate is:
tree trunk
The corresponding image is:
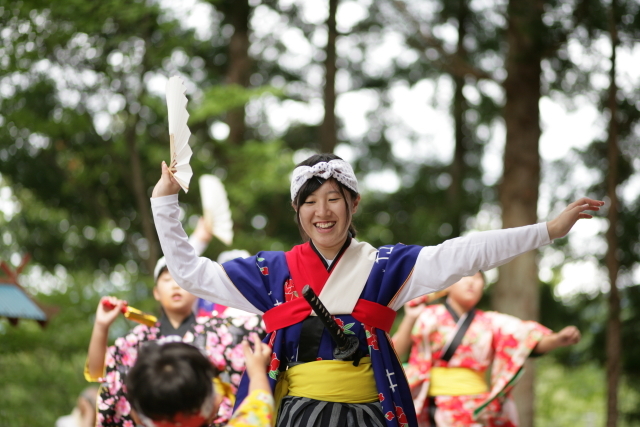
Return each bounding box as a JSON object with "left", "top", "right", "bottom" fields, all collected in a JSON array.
[
  {"left": 226, "top": 0, "right": 251, "bottom": 144},
  {"left": 605, "top": 1, "right": 620, "bottom": 425},
  {"left": 319, "top": 0, "right": 338, "bottom": 153},
  {"left": 448, "top": 0, "right": 469, "bottom": 238},
  {"left": 124, "top": 112, "right": 160, "bottom": 274},
  {"left": 493, "top": 0, "right": 544, "bottom": 425}
]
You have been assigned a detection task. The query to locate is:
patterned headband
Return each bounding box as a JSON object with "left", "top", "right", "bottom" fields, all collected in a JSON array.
[{"left": 290, "top": 159, "right": 359, "bottom": 201}]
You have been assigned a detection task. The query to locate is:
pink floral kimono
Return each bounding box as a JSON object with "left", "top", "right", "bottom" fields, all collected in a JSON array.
[
  {"left": 95, "top": 312, "right": 263, "bottom": 427},
  {"left": 405, "top": 304, "right": 550, "bottom": 427}
]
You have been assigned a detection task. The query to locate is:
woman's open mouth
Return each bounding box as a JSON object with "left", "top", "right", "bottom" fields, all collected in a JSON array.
[{"left": 314, "top": 222, "right": 336, "bottom": 231}]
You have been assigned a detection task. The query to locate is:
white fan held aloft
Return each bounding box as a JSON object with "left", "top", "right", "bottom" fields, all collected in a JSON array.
[
  {"left": 166, "top": 76, "right": 193, "bottom": 192},
  {"left": 199, "top": 175, "right": 234, "bottom": 246}
]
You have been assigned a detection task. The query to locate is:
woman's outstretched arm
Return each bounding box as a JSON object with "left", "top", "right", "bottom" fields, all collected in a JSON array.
[
  {"left": 533, "top": 325, "right": 581, "bottom": 354},
  {"left": 390, "top": 198, "right": 603, "bottom": 310}
]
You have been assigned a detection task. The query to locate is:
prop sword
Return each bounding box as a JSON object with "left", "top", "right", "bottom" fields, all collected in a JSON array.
[
  {"left": 302, "top": 285, "right": 363, "bottom": 366},
  {"left": 102, "top": 299, "right": 157, "bottom": 327}
]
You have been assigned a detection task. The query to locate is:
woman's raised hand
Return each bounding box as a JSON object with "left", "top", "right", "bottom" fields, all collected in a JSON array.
[
  {"left": 151, "top": 161, "right": 181, "bottom": 198},
  {"left": 546, "top": 197, "right": 604, "bottom": 240},
  {"left": 95, "top": 296, "right": 126, "bottom": 329}
]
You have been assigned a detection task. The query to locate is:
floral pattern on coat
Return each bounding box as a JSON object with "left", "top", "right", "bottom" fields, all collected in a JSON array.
[
  {"left": 404, "top": 304, "right": 550, "bottom": 427},
  {"left": 226, "top": 390, "right": 274, "bottom": 427},
  {"left": 96, "top": 313, "right": 264, "bottom": 427}
]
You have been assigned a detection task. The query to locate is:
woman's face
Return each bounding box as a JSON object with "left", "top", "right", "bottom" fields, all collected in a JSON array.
[
  {"left": 448, "top": 272, "right": 484, "bottom": 310},
  {"left": 295, "top": 179, "right": 360, "bottom": 258},
  {"left": 153, "top": 271, "right": 197, "bottom": 316}
]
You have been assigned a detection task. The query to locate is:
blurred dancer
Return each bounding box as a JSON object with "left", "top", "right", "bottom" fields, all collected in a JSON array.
[
  {"left": 85, "top": 219, "right": 263, "bottom": 427},
  {"left": 393, "top": 272, "right": 581, "bottom": 427},
  {"left": 55, "top": 386, "right": 98, "bottom": 427}
]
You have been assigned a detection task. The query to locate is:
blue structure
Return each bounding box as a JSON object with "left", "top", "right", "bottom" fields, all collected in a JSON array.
[{"left": 0, "top": 282, "right": 47, "bottom": 322}]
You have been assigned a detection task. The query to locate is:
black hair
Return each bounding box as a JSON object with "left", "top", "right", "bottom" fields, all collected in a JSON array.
[
  {"left": 293, "top": 153, "right": 359, "bottom": 240},
  {"left": 125, "top": 342, "right": 216, "bottom": 421}
]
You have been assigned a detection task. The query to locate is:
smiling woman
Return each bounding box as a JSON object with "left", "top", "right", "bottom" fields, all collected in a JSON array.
[
  {"left": 291, "top": 154, "right": 360, "bottom": 260},
  {"left": 151, "top": 153, "right": 602, "bottom": 427}
]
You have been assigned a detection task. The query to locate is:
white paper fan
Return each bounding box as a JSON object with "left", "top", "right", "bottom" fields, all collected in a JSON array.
[
  {"left": 166, "top": 76, "right": 193, "bottom": 192},
  {"left": 199, "top": 174, "right": 234, "bottom": 246}
]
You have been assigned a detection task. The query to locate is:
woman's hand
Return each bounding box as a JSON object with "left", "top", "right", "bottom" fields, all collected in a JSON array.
[
  {"left": 554, "top": 325, "right": 581, "bottom": 347},
  {"left": 403, "top": 301, "right": 426, "bottom": 321},
  {"left": 546, "top": 197, "right": 604, "bottom": 240},
  {"left": 151, "top": 161, "right": 181, "bottom": 198},
  {"left": 242, "top": 333, "right": 273, "bottom": 393},
  {"left": 533, "top": 325, "right": 581, "bottom": 354},
  {"left": 242, "top": 333, "right": 272, "bottom": 374},
  {"left": 95, "top": 296, "right": 125, "bottom": 329}
]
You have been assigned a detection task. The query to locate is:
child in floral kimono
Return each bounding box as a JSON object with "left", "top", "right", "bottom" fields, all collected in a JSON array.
[
  {"left": 392, "top": 272, "right": 581, "bottom": 427},
  {"left": 85, "top": 220, "right": 264, "bottom": 427},
  {"left": 125, "top": 335, "right": 274, "bottom": 427},
  {"left": 150, "top": 152, "right": 600, "bottom": 427}
]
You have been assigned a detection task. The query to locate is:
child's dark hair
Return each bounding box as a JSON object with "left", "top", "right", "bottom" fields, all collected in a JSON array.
[
  {"left": 125, "top": 342, "right": 215, "bottom": 421},
  {"left": 293, "top": 153, "right": 359, "bottom": 240}
]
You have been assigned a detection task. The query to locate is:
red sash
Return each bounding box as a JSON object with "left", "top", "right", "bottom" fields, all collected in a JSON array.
[{"left": 262, "top": 243, "right": 396, "bottom": 333}]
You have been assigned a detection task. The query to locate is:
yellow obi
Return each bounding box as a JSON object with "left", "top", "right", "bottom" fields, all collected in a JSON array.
[
  {"left": 214, "top": 377, "right": 236, "bottom": 407},
  {"left": 428, "top": 367, "right": 488, "bottom": 396},
  {"left": 274, "top": 357, "right": 378, "bottom": 408}
]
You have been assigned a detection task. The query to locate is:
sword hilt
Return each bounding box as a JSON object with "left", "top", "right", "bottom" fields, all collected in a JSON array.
[{"left": 302, "top": 285, "right": 361, "bottom": 365}]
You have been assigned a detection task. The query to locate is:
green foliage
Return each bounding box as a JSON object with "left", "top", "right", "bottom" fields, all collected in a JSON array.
[
  {"left": 0, "top": 350, "right": 88, "bottom": 426},
  {"left": 536, "top": 357, "right": 640, "bottom": 427},
  {"left": 535, "top": 357, "right": 606, "bottom": 426},
  {"left": 191, "top": 85, "right": 284, "bottom": 121}
]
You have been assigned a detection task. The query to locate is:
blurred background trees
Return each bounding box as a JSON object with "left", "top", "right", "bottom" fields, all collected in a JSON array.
[{"left": 0, "top": 0, "right": 639, "bottom": 425}]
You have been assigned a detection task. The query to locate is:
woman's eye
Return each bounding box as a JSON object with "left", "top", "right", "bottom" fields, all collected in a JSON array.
[{"left": 329, "top": 198, "right": 341, "bottom": 202}]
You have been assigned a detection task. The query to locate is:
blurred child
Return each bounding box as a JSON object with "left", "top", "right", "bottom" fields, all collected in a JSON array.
[
  {"left": 392, "top": 272, "right": 581, "bottom": 427},
  {"left": 125, "top": 335, "right": 274, "bottom": 427},
  {"left": 55, "top": 386, "right": 99, "bottom": 427},
  {"left": 85, "top": 220, "right": 263, "bottom": 427}
]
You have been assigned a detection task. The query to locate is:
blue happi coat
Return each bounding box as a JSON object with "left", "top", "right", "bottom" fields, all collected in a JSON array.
[{"left": 223, "top": 241, "right": 422, "bottom": 427}]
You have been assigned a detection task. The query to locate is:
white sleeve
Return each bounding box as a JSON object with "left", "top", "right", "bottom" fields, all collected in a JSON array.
[
  {"left": 151, "top": 195, "right": 262, "bottom": 314},
  {"left": 389, "top": 223, "right": 552, "bottom": 310}
]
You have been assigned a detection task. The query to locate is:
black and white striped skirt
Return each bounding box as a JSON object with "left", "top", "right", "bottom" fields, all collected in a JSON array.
[{"left": 277, "top": 396, "right": 386, "bottom": 427}]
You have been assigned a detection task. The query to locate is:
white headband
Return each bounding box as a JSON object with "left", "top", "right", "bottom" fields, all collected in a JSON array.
[{"left": 290, "top": 159, "right": 359, "bottom": 201}]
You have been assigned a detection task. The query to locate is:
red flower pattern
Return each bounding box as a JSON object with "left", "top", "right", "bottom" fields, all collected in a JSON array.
[
  {"left": 268, "top": 352, "right": 280, "bottom": 373},
  {"left": 394, "top": 405, "right": 409, "bottom": 427},
  {"left": 268, "top": 352, "right": 281, "bottom": 381},
  {"left": 364, "top": 325, "right": 379, "bottom": 351},
  {"left": 283, "top": 279, "right": 298, "bottom": 302}
]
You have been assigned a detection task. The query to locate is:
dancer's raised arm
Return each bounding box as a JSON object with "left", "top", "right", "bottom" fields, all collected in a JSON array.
[
  {"left": 390, "top": 198, "right": 603, "bottom": 309},
  {"left": 151, "top": 162, "right": 261, "bottom": 314}
]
